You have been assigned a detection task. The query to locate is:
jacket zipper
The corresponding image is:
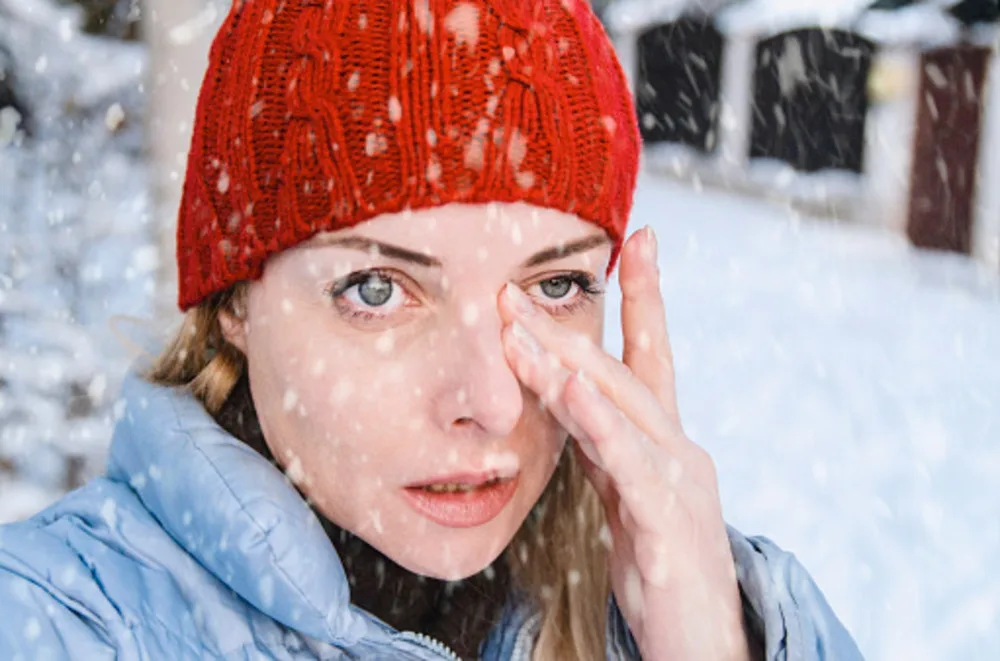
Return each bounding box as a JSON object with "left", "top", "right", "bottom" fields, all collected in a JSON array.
[
  {"left": 398, "top": 630, "right": 461, "bottom": 661},
  {"left": 396, "top": 606, "right": 543, "bottom": 660},
  {"left": 509, "top": 612, "right": 541, "bottom": 661}
]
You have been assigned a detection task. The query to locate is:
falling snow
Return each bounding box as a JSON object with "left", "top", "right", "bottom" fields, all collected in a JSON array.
[
  {"left": 445, "top": 3, "right": 480, "bottom": 50},
  {"left": 426, "top": 158, "right": 442, "bottom": 182},
  {"left": 388, "top": 95, "right": 402, "bottom": 123},
  {"left": 283, "top": 389, "right": 298, "bottom": 413},
  {"left": 462, "top": 302, "right": 480, "bottom": 326},
  {"left": 413, "top": 0, "right": 433, "bottom": 36},
  {"left": 347, "top": 70, "right": 361, "bottom": 92},
  {"left": 0, "top": 2, "right": 998, "bottom": 661},
  {"left": 104, "top": 101, "right": 126, "bottom": 131}
]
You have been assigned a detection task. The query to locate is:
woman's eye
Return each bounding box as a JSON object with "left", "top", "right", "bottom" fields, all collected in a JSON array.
[
  {"left": 530, "top": 273, "right": 603, "bottom": 313},
  {"left": 538, "top": 277, "right": 574, "bottom": 301},
  {"left": 326, "top": 270, "right": 601, "bottom": 322},
  {"left": 327, "top": 270, "right": 409, "bottom": 319},
  {"left": 354, "top": 274, "right": 393, "bottom": 307}
]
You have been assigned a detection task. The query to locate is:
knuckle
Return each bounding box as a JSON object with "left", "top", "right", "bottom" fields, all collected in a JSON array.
[{"left": 692, "top": 447, "right": 719, "bottom": 484}]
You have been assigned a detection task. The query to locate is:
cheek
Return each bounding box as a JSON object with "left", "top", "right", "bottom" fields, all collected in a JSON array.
[
  {"left": 242, "top": 319, "right": 347, "bottom": 456},
  {"left": 250, "top": 333, "right": 425, "bottom": 458},
  {"left": 580, "top": 305, "right": 605, "bottom": 342},
  {"left": 517, "top": 393, "right": 568, "bottom": 466}
]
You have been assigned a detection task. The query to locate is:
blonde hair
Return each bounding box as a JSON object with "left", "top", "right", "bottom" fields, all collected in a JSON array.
[{"left": 146, "top": 285, "right": 611, "bottom": 660}]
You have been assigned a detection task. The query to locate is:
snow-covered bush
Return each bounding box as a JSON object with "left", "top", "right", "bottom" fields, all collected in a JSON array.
[
  {"left": 61, "top": 0, "right": 143, "bottom": 40},
  {"left": 0, "top": 43, "right": 31, "bottom": 141},
  {"left": 0, "top": 0, "right": 154, "bottom": 521}
]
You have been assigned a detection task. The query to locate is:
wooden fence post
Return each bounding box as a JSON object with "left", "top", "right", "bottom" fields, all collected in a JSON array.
[{"left": 907, "top": 45, "right": 992, "bottom": 254}]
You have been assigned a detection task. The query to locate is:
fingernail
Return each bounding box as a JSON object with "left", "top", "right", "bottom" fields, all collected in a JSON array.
[
  {"left": 505, "top": 283, "right": 536, "bottom": 317},
  {"left": 511, "top": 321, "right": 543, "bottom": 356},
  {"left": 576, "top": 369, "right": 597, "bottom": 393},
  {"left": 643, "top": 226, "right": 658, "bottom": 265}
]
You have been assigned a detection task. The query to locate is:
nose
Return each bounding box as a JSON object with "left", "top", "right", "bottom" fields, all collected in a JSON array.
[{"left": 429, "top": 310, "right": 524, "bottom": 440}]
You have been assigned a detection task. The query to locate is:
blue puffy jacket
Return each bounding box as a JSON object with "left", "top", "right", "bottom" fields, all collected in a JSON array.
[{"left": 0, "top": 373, "right": 865, "bottom": 659}]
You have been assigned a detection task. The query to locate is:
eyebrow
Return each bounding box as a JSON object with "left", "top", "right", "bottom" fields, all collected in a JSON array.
[
  {"left": 311, "top": 233, "right": 611, "bottom": 269},
  {"left": 312, "top": 236, "right": 442, "bottom": 268},
  {"left": 520, "top": 233, "right": 610, "bottom": 268}
]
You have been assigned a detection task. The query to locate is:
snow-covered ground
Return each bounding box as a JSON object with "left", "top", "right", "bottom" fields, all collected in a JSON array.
[{"left": 604, "top": 174, "right": 1000, "bottom": 661}]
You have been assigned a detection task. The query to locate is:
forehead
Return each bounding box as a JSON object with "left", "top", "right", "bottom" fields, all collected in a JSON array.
[{"left": 304, "top": 202, "right": 609, "bottom": 269}]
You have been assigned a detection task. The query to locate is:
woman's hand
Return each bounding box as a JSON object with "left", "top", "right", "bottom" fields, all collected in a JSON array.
[{"left": 499, "top": 227, "right": 756, "bottom": 661}]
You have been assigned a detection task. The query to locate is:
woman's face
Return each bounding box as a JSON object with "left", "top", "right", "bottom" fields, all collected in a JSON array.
[{"left": 221, "top": 202, "right": 610, "bottom": 580}]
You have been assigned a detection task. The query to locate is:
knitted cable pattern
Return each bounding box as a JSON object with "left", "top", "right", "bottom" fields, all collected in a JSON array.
[{"left": 176, "top": 0, "right": 640, "bottom": 311}]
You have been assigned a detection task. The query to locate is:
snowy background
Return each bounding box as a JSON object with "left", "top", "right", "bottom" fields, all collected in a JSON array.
[
  {"left": 608, "top": 175, "right": 1000, "bottom": 661},
  {"left": 0, "top": 0, "right": 153, "bottom": 517},
  {"left": 1, "top": 1, "right": 998, "bottom": 660}
]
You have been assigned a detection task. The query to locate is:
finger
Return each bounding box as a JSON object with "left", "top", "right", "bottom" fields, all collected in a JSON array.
[
  {"left": 571, "top": 441, "right": 637, "bottom": 563},
  {"left": 619, "top": 226, "right": 680, "bottom": 425},
  {"left": 503, "top": 324, "right": 649, "bottom": 533},
  {"left": 572, "top": 442, "right": 645, "bottom": 547},
  {"left": 502, "top": 303, "right": 703, "bottom": 530},
  {"left": 502, "top": 321, "right": 659, "bottom": 524},
  {"left": 501, "top": 283, "right": 685, "bottom": 453},
  {"left": 563, "top": 369, "right": 683, "bottom": 533},
  {"left": 571, "top": 439, "right": 615, "bottom": 503},
  {"left": 502, "top": 321, "right": 606, "bottom": 472}
]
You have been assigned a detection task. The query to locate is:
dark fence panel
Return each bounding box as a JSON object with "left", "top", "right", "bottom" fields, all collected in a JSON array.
[
  {"left": 907, "top": 45, "right": 991, "bottom": 254},
  {"left": 750, "top": 28, "right": 875, "bottom": 173},
  {"left": 636, "top": 16, "right": 725, "bottom": 152}
]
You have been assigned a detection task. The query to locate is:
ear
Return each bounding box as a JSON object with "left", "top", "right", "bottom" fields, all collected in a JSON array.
[{"left": 218, "top": 308, "right": 248, "bottom": 354}]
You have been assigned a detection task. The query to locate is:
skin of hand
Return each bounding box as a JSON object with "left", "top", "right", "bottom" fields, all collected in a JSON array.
[{"left": 498, "top": 226, "right": 759, "bottom": 661}]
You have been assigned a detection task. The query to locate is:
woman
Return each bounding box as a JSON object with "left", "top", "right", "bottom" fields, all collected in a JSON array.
[{"left": 0, "top": 1, "right": 863, "bottom": 659}]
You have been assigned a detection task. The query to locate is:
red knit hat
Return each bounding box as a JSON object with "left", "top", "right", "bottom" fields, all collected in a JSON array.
[{"left": 176, "top": 0, "right": 641, "bottom": 311}]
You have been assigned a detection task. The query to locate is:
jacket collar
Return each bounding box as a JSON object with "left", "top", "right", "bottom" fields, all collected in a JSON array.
[{"left": 104, "top": 371, "right": 375, "bottom": 646}]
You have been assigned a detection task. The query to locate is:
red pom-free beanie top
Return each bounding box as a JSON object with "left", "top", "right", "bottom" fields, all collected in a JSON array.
[{"left": 176, "top": 0, "right": 641, "bottom": 311}]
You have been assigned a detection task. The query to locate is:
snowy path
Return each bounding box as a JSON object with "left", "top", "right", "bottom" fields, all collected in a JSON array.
[{"left": 605, "top": 175, "right": 1000, "bottom": 661}]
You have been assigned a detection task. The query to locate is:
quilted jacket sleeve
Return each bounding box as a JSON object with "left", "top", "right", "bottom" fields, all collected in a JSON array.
[
  {"left": 728, "top": 527, "right": 864, "bottom": 661},
  {"left": 606, "top": 526, "right": 865, "bottom": 661},
  {"left": 0, "top": 522, "right": 117, "bottom": 661}
]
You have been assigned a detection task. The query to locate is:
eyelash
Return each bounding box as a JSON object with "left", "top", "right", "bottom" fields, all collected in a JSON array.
[{"left": 323, "top": 269, "right": 604, "bottom": 323}]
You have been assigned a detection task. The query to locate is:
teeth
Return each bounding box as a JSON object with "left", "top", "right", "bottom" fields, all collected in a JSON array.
[
  {"left": 425, "top": 483, "right": 475, "bottom": 493},
  {"left": 423, "top": 479, "right": 500, "bottom": 493}
]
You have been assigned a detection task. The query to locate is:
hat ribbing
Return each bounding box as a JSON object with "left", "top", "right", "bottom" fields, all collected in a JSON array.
[{"left": 176, "top": 0, "right": 641, "bottom": 311}]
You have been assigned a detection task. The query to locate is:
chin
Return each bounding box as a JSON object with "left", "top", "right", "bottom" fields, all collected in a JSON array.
[{"left": 377, "top": 519, "right": 519, "bottom": 581}]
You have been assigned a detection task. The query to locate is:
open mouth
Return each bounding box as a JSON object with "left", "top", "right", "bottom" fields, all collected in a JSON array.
[
  {"left": 402, "top": 474, "right": 520, "bottom": 528},
  {"left": 416, "top": 477, "right": 506, "bottom": 494}
]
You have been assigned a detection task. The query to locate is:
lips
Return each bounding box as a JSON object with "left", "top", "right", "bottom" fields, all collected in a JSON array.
[
  {"left": 406, "top": 470, "right": 514, "bottom": 490},
  {"left": 419, "top": 479, "right": 504, "bottom": 494},
  {"left": 402, "top": 472, "right": 520, "bottom": 528}
]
